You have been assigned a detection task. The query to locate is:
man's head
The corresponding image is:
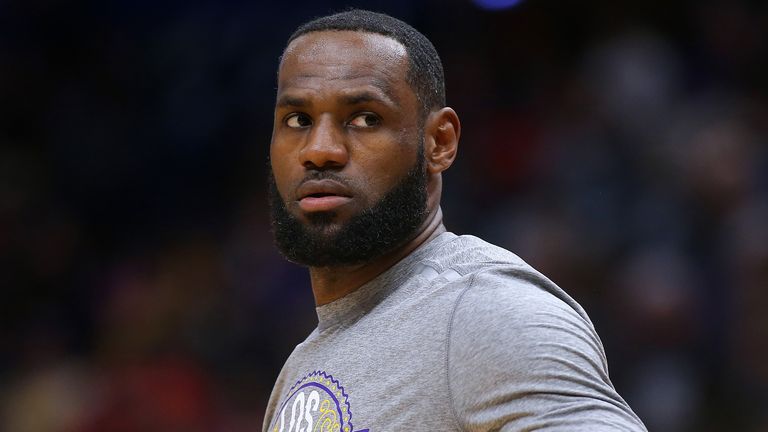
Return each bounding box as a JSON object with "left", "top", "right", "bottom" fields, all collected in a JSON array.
[{"left": 269, "top": 9, "right": 460, "bottom": 267}]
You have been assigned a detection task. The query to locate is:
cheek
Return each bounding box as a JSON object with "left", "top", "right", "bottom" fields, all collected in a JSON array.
[
  {"left": 269, "top": 155, "right": 296, "bottom": 199},
  {"left": 354, "top": 153, "right": 411, "bottom": 198}
]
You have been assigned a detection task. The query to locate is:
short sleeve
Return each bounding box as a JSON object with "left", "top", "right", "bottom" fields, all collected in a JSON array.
[{"left": 447, "top": 268, "right": 647, "bottom": 431}]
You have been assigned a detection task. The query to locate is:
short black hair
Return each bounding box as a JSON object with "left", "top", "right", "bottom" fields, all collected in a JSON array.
[{"left": 285, "top": 9, "right": 446, "bottom": 119}]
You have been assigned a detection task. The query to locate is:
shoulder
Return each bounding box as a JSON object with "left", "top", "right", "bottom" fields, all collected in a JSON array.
[
  {"left": 436, "top": 242, "right": 646, "bottom": 430},
  {"left": 448, "top": 265, "right": 605, "bottom": 373},
  {"left": 428, "top": 234, "right": 595, "bottom": 329},
  {"left": 436, "top": 237, "right": 613, "bottom": 404},
  {"left": 423, "top": 233, "right": 528, "bottom": 272}
]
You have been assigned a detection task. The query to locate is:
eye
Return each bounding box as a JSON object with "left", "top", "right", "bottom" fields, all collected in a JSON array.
[
  {"left": 348, "top": 113, "right": 381, "bottom": 128},
  {"left": 285, "top": 113, "right": 312, "bottom": 128}
]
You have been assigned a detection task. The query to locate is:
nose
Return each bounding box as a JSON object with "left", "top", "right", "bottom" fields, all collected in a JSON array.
[{"left": 299, "top": 115, "right": 348, "bottom": 170}]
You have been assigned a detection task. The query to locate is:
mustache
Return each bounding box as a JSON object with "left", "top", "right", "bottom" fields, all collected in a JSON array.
[
  {"left": 265, "top": 163, "right": 356, "bottom": 202},
  {"left": 297, "top": 170, "right": 354, "bottom": 188}
]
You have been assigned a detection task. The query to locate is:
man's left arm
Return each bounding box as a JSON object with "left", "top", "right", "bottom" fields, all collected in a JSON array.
[{"left": 446, "top": 268, "right": 647, "bottom": 432}]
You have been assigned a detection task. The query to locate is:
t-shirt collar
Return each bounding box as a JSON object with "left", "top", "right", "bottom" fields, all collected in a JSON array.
[{"left": 315, "top": 231, "right": 456, "bottom": 331}]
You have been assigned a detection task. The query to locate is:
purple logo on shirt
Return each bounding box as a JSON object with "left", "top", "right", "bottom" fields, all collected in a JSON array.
[{"left": 270, "top": 370, "right": 368, "bottom": 432}]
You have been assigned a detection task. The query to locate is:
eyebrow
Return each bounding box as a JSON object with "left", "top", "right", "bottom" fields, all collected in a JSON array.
[
  {"left": 275, "top": 95, "right": 309, "bottom": 108},
  {"left": 276, "top": 75, "right": 401, "bottom": 109},
  {"left": 275, "top": 90, "right": 399, "bottom": 110},
  {"left": 349, "top": 75, "right": 400, "bottom": 107},
  {"left": 340, "top": 90, "right": 399, "bottom": 108}
]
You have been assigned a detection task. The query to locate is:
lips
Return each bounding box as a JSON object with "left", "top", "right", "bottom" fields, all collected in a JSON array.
[{"left": 296, "top": 179, "right": 353, "bottom": 212}]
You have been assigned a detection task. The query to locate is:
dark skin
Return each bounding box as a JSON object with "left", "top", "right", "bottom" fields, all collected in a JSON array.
[{"left": 271, "top": 30, "right": 460, "bottom": 305}]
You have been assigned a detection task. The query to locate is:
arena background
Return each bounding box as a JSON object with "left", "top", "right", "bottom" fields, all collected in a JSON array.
[{"left": 2, "top": 0, "right": 767, "bottom": 431}]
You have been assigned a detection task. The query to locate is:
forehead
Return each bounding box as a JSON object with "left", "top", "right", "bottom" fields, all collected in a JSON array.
[{"left": 278, "top": 30, "right": 410, "bottom": 95}]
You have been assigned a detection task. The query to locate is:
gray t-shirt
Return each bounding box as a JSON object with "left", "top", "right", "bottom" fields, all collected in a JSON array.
[{"left": 263, "top": 232, "right": 647, "bottom": 431}]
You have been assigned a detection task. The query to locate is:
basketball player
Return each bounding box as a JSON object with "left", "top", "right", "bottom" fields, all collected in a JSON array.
[{"left": 265, "top": 9, "right": 646, "bottom": 431}]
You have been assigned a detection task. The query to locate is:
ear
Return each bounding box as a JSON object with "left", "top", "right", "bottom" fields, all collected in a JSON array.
[{"left": 423, "top": 107, "right": 460, "bottom": 175}]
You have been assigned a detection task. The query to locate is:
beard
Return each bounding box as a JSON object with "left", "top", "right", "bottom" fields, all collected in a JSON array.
[{"left": 268, "top": 148, "right": 428, "bottom": 267}]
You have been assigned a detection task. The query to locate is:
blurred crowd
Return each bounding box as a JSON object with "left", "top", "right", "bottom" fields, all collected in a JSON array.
[{"left": 1, "top": 1, "right": 766, "bottom": 431}]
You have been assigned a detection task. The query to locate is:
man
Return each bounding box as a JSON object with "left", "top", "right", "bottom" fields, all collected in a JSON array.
[{"left": 265, "top": 9, "right": 646, "bottom": 432}]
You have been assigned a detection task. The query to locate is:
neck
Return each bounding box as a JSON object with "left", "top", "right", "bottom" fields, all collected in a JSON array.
[{"left": 309, "top": 206, "right": 446, "bottom": 306}]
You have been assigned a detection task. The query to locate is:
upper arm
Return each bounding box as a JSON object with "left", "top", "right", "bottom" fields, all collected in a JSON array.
[{"left": 447, "top": 269, "right": 646, "bottom": 431}]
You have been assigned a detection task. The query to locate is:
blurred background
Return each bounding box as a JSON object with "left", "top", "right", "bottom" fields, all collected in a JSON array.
[{"left": 1, "top": 0, "right": 767, "bottom": 431}]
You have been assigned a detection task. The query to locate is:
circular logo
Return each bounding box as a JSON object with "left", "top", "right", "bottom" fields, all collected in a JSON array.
[{"left": 271, "top": 371, "right": 366, "bottom": 432}]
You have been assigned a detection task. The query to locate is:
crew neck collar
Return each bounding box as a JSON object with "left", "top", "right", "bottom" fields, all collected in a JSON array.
[{"left": 315, "top": 231, "right": 456, "bottom": 331}]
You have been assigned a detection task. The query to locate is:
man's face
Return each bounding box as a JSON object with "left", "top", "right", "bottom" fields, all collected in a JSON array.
[{"left": 269, "top": 30, "right": 427, "bottom": 266}]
